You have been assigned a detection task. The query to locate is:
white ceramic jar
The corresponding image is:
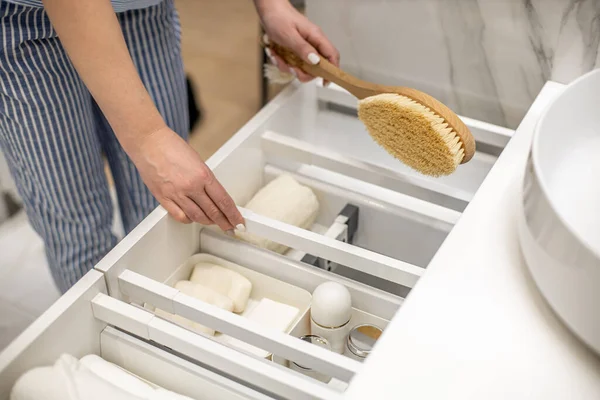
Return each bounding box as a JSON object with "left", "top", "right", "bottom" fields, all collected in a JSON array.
[{"left": 310, "top": 282, "right": 352, "bottom": 354}]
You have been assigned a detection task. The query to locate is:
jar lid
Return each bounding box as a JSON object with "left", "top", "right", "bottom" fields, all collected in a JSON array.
[
  {"left": 347, "top": 324, "right": 382, "bottom": 358},
  {"left": 292, "top": 335, "right": 330, "bottom": 370},
  {"left": 310, "top": 282, "right": 352, "bottom": 328}
]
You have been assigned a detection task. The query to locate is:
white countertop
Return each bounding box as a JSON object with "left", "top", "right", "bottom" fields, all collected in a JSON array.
[{"left": 346, "top": 82, "right": 600, "bottom": 399}]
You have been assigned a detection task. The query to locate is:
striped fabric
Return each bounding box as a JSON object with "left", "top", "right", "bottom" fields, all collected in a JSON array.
[
  {"left": 2, "top": 0, "right": 164, "bottom": 13},
  {"left": 0, "top": 0, "right": 189, "bottom": 293}
]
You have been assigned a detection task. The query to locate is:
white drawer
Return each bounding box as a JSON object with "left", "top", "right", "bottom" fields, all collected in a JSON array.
[{"left": 0, "top": 82, "right": 513, "bottom": 399}]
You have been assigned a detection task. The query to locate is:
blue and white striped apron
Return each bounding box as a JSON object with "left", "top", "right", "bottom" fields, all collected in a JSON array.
[{"left": 0, "top": 0, "right": 189, "bottom": 292}]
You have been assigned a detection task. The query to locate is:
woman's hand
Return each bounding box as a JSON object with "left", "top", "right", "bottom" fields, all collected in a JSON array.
[
  {"left": 255, "top": 0, "right": 339, "bottom": 82},
  {"left": 131, "top": 127, "right": 245, "bottom": 232}
]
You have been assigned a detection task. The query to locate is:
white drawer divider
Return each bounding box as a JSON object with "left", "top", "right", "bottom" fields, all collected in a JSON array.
[
  {"left": 239, "top": 207, "right": 425, "bottom": 287},
  {"left": 118, "top": 270, "right": 361, "bottom": 382},
  {"left": 92, "top": 293, "right": 343, "bottom": 400},
  {"left": 261, "top": 130, "right": 473, "bottom": 204}
]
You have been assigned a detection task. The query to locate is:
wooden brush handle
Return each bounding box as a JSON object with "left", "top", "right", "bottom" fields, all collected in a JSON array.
[
  {"left": 267, "top": 41, "right": 379, "bottom": 99},
  {"left": 266, "top": 42, "right": 475, "bottom": 163}
]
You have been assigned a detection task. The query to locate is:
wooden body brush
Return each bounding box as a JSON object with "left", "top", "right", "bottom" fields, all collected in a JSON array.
[{"left": 265, "top": 42, "right": 476, "bottom": 177}]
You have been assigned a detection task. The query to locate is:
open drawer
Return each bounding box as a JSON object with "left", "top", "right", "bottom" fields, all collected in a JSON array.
[{"left": 0, "top": 81, "right": 516, "bottom": 400}]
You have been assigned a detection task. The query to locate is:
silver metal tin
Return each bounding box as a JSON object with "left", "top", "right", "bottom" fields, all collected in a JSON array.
[
  {"left": 291, "top": 335, "right": 331, "bottom": 370},
  {"left": 290, "top": 335, "right": 332, "bottom": 383},
  {"left": 347, "top": 324, "right": 382, "bottom": 359}
]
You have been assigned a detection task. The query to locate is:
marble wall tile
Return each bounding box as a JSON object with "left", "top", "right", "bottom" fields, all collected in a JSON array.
[{"left": 306, "top": 0, "right": 600, "bottom": 128}]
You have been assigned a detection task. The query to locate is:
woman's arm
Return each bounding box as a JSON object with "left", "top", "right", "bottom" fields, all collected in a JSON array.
[
  {"left": 42, "top": 0, "right": 163, "bottom": 150},
  {"left": 42, "top": 0, "right": 244, "bottom": 231}
]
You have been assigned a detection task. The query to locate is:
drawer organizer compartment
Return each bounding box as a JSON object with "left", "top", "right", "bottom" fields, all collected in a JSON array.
[
  {"left": 144, "top": 253, "right": 313, "bottom": 359},
  {"left": 247, "top": 164, "right": 453, "bottom": 296},
  {"left": 87, "top": 207, "right": 406, "bottom": 397}
]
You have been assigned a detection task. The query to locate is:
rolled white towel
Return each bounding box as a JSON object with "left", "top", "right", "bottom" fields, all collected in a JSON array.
[
  {"left": 80, "top": 354, "right": 155, "bottom": 398},
  {"left": 77, "top": 356, "right": 199, "bottom": 400},
  {"left": 10, "top": 354, "right": 143, "bottom": 400},
  {"left": 237, "top": 174, "right": 319, "bottom": 254}
]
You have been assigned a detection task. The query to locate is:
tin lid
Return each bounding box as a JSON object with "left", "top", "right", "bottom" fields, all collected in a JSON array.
[
  {"left": 292, "top": 335, "right": 331, "bottom": 370},
  {"left": 347, "top": 324, "right": 383, "bottom": 358}
]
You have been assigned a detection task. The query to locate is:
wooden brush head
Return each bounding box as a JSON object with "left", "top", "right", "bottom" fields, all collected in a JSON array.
[
  {"left": 264, "top": 41, "right": 476, "bottom": 175},
  {"left": 358, "top": 94, "right": 465, "bottom": 176}
]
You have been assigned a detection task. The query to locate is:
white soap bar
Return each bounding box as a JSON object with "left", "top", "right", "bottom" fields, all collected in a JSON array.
[
  {"left": 174, "top": 280, "right": 234, "bottom": 312},
  {"left": 223, "top": 298, "right": 299, "bottom": 358},
  {"left": 155, "top": 307, "right": 215, "bottom": 336},
  {"left": 155, "top": 280, "right": 235, "bottom": 336},
  {"left": 238, "top": 174, "right": 320, "bottom": 254},
  {"left": 80, "top": 354, "right": 154, "bottom": 398},
  {"left": 189, "top": 263, "right": 252, "bottom": 313}
]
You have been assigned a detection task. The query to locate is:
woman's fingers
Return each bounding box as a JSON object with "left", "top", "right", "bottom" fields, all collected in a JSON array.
[
  {"left": 299, "top": 23, "right": 339, "bottom": 67},
  {"left": 204, "top": 178, "right": 245, "bottom": 231},
  {"left": 161, "top": 199, "right": 192, "bottom": 224},
  {"left": 290, "top": 66, "right": 315, "bottom": 83},
  {"left": 267, "top": 49, "right": 314, "bottom": 83},
  {"left": 264, "top": 27, "right": 336, "bottom": 84},
  {"left": 286, "top": 29, "right": 321, "bottom": 67},
  {"left": 297, "top": 23, "right": 338, "bottom": 86},
  {"left": 177, "top": 196, "right": 213, "bottom": 225},
  {"left": 188, "top": 188, "right": 234, "bottom": 232}
]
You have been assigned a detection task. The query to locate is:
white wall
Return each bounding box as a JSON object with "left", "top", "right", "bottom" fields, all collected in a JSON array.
[{"left": 306, "top": 0, "right": 600, "bottom": 128}]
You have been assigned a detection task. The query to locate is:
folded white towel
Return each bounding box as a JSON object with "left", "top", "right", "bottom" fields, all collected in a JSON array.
[
  {"left": 11, "top": 354, "right": 197, "bottom": 400},
  {"left": 80, "top": 354, "right": 155, "bottom": 398},
  {"left": 237, "top": 174, "right": 320, "bottom": 254},
  {"left": 11, "top": 354, "right": 142, "bottom": 400}
]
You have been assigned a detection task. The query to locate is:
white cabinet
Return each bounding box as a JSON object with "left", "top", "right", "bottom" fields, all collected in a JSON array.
[{"left": 0, "top": 81, "right": 515, "bottom": 399}]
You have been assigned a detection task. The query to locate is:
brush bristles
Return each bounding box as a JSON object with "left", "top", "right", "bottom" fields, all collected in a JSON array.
[
  {"left": 358, "top": 93, "right": 465, "bottom": 177},
  {"left": 263, "top": 63, "right": 295, "bottom": 85}
]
